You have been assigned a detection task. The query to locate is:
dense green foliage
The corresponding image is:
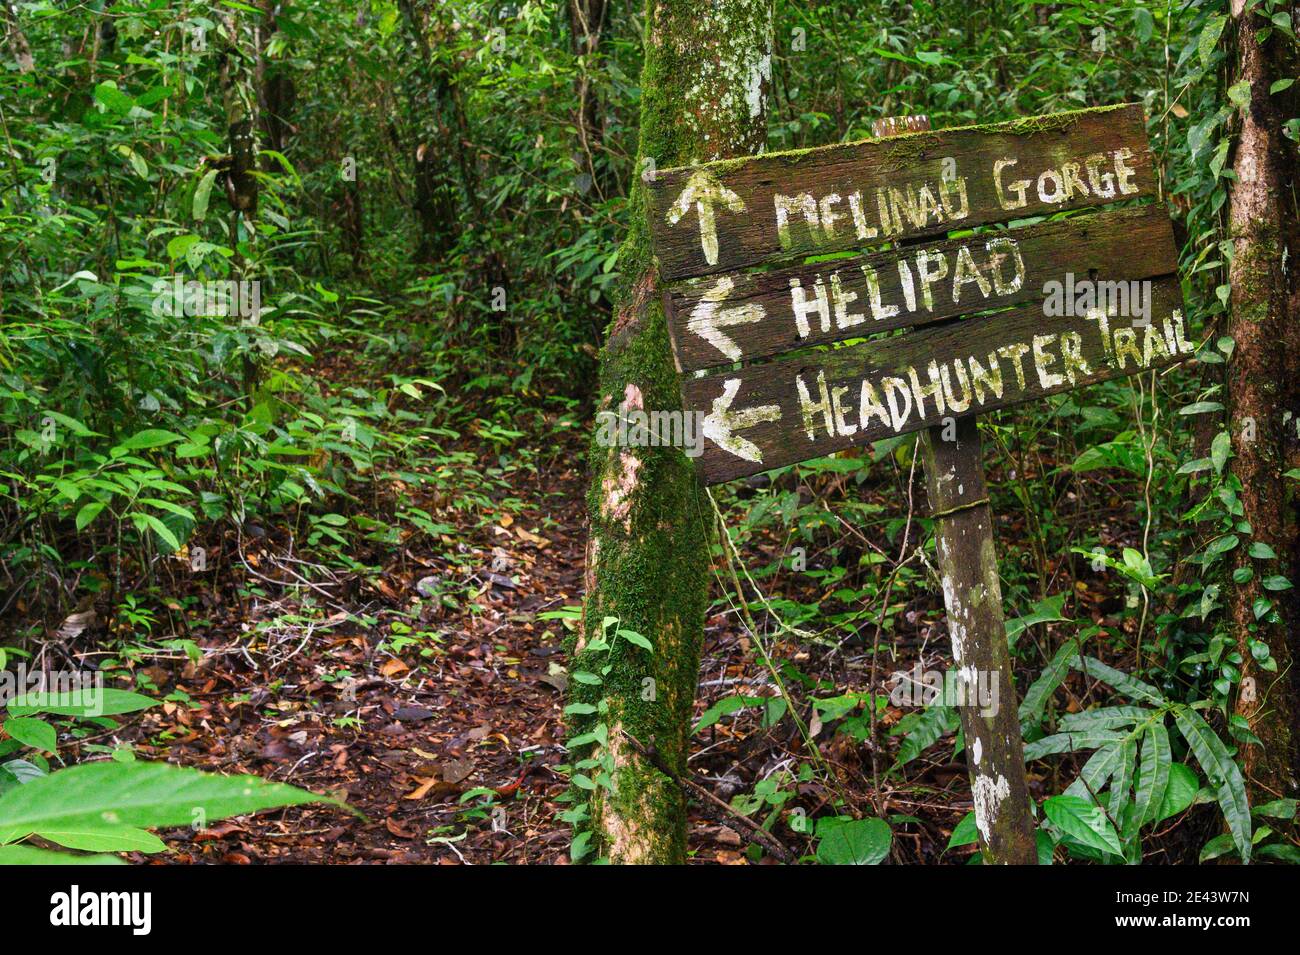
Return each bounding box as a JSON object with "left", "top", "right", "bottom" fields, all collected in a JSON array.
[{"left": 0, "top": 0, "right": 1295, "bottom": 864}]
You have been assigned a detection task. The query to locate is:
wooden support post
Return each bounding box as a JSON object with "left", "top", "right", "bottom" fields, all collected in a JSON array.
[{"left": 873, "top": 115, "right": 1038, "bottom": 865}]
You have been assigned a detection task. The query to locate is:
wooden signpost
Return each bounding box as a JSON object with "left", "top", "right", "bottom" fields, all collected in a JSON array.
[{"left": 644, "top": 104, "right": 1190, "bottom": 864}]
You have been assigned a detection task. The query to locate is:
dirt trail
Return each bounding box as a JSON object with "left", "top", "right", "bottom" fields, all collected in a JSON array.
[{"left": 102, "top": 443, "right": 587, "bottom": 864}]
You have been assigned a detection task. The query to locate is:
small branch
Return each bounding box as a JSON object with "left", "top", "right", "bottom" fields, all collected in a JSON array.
[{"left": 623, "top": 731, "right": 799, "bottom": 864}]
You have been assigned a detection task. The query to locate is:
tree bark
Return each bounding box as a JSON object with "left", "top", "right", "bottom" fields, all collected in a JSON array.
[
  {"left": 1, "top": 1, "right": 34, "bottom": 73},
  {"left": 218, "top": 11, "right": 261, "bottom": 403},
  {"left": 568, "top": 0, "right": 773, "bottom": 864},
  {"left": 1224, "top": 0, "right": 1298, "bottom": 802}
]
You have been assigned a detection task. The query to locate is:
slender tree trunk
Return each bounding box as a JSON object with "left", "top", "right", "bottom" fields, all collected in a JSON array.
[
  {"left": 1224, "top": 0, "right": 1298, "bottom": 802},
  {"left": 1268, "top": 1, "right": 1300, "bottom": 791},
  {"left": 568, "top": 0, "right": 773, "bottom": 864},
  {"left": 398, "top": 0, "right": 478, "bottom": 264},
  {"left": 218, "top": 11, "right": 261, "bottom": 402},
  {"left": 258, "top": 0, "right": 295, "bottom": 158},
  {"left": 1, "top": 1, "right": 34, "bottom": 73}
]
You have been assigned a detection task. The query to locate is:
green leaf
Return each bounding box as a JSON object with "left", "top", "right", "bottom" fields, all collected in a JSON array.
[
  {"left": 7, "top": 689, "right": 158, "bottom": 717},
  {"left": 1155, "top": 763, "right": 1199, "bottom": 823},
  {"left": 0, "top": 761, "right": 344, "bottom": 845},
  {"left": 1199, "top": 832, "right": 1236, "bottom": 862},
  {"left": 2, "top": 717, "right": 56, "bottom": 753},
  {"left": 93, "top": 81, "right": 133, "bottom": 114},
  {"left": 166, "top": 234, "right": 200, "bottom": 261},
  {"left": 1262, "top": 575, "right": 1293, "bottom": 591},
  {"left": 1064, "top": 742, "right": 1126, "bottom": 802},
  {"left": 1257, "top": 842, "right": 1300, "bottom": 863},
  {"left": 1249, "top": 542, "right": 1278, "bottom": 560},
  {"left": 946, "top": 810, "right": 978, "bottom": 849},
  {"left": 141, "top": 498, "right": 196, "bottom": 522},
  {"left": 1198, "top": 15, "right": 1226, "bottom": 66},
  {"left": 694, "top": 694, "right": 769, "bottom": 733},
  {"left": 1228, "top": 80, "right": 1251, "bottom": 107},
  {"left": 0, "top": 845, "right": 124, "bottom": 865},
  {"left": 570, "top": 829, "right": 592, "bottom": 862},
  {"left": 120, "top": 147, "right": 147, "bottom": 179},
  {"left": 1252, "top": 798, "right": 1297, "bottom": 820},
  {"left": 1211, "top": 431, "right": 1232, "bottom": 475},
  {"left": 40, "top": 826, "right": 167, "bottom": 854},
  {"left": 816, "top": 817, "right": 891, "bottom": 865},
  {"left": 1023, "top": 729, "right": 1125, "bottom": 760},
  {"left": 75, "top": 501, "right": 107, "bottom": 531},
  {"left": 1271, "top": 78, "right": 1295, "bottom": 95},
  {"left": 1057, "top": 705, "right": 1149, "bottom": 732},
  {"left": 116, "top": 429, "right": 184, "bottom": 451},
  {"left": 1174, "top": 710, "right": 1251, "bottom": 862},
  {"left": 892, "top": 704, "right": 958, "bottom": 768},
  {"left": 1133, "top": 5, "right": 1154, "bottom": 42},
  {"left": 1043, "top": 794, "right": 1122, "bottom": 856},
  {"left": 1005, "top": 593, "right": 1069, "bottom": 648},
  {"left": 616, "top": 629, "right": 654, "bottom": 653},
  {"left": 1070, "top": 656, "right": 1164, "bottom": 704},
  {"left": 1018, "top": 637, "right": 1081, "bottom": 730},
  {"left": 193, "top": 168, "right": 219, "bottom": 220},
  {"left": 1134, "top": 722, "right": 1171, "bottom": 828},
  {"left": 137, "top": 513, "right": 180, "bottom": 551}
]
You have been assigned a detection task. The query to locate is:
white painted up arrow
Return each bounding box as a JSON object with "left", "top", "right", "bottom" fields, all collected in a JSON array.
[
  {"left": 665, "top": 169, "right": 745, "bottom": 266},
  {"left": 703, "top": 378, "right": 780, "bottom": 464},
  {"left": 688, "top": 276, "right": 766, "bottom": 361}
]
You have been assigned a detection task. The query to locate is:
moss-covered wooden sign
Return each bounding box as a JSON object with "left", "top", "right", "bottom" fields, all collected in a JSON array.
[{"left": 645, "top": 104, "right": 1189, "bottom": 486}]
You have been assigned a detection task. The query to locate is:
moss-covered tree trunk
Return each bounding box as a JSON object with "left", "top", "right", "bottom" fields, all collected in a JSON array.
[
  {"left": 1224, "top": 0, "right": 1298, "bottom": 801},
  {"left": 568, "top": 0, "right": 773, "bottom": 865},
  {"left": 218, "top": 10, "right": 261, "bottom": 404}
]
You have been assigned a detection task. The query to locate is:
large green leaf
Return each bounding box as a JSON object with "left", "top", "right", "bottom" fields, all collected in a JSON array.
[
  {"left": 7, "top": 689, "right": 158, "bottom": 718},
  {"left": 1023, "top": 729, "right": 1125, "bottom": 760},
  {"left": 892, "top": 704, "right": 958, "bottom": 768},
  {"left": 1070, "top": 656, "right": 1164, "bottom": 704},
  {"left": 1174, "top": 709, "right": 1251, "bottom": 862},
  {"left": 1018, "top": 637, "right": 1081, "bottom": 731},
  {"left": 192, "top": 168, "right": 219, "bottom": 220},
  {"left": 1057, "top": 705, "right": 1150, "bottom": 732},
  {"left": 1005, "top": 593, "right": 1069, "bottom": 647},
  {"left": 816, "top": 817, "right": 892, "bottom": 865},
  {"left": 3, "top": 717, "right": 56, "bottom": 752},
  {"left": 1155, "top": 763, "right": 1200, "bottom": 823},
  {"left": 0, "top": 845, "right": 123, "bottom": 865},
  {"left": 39, "top": 826, "right": 166, "bottom": 854},
  {"left": 1133, "top": 722, "right": 1171, "bottom": 828},
  {"left": 1043, "top": 794, "right": 1122, "bottom": 857},
  {"left": 0, "top": 761, "right": 345, "bottom": 845}
]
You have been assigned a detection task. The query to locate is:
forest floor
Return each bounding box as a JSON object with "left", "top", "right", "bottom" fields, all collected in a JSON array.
[
  {"left": 89, "top": 417, "right": 920, "bottom": 865},
  {"left": 40, "top": 355, "right": 1209, "bottom": 865}
]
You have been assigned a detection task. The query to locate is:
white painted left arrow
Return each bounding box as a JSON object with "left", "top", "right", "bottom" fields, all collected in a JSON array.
[
  {"left": 665, "top": 169, "right": 745, "bottom": 266},
  {"left": 703, "top": 378, "right": 781, "bottom": 464},
  {"left": 687, "top": 276, "right": 766, "bottom": 361}
]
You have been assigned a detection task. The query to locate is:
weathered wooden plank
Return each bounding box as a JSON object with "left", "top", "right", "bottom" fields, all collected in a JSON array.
[
  {"left": 647, "top": 104, "right": 1156, "bottom": 282},
  {"left": 681, "top": 276, "right": 1191, "bottom": 484},
  {"left": 664, "top": 205, "right": 1176, "bottom": 373}
]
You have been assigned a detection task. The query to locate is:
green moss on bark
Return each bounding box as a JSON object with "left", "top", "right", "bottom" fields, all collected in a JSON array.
[{"left": 566, "top": 0, "right": 773, "bottom": 865}]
